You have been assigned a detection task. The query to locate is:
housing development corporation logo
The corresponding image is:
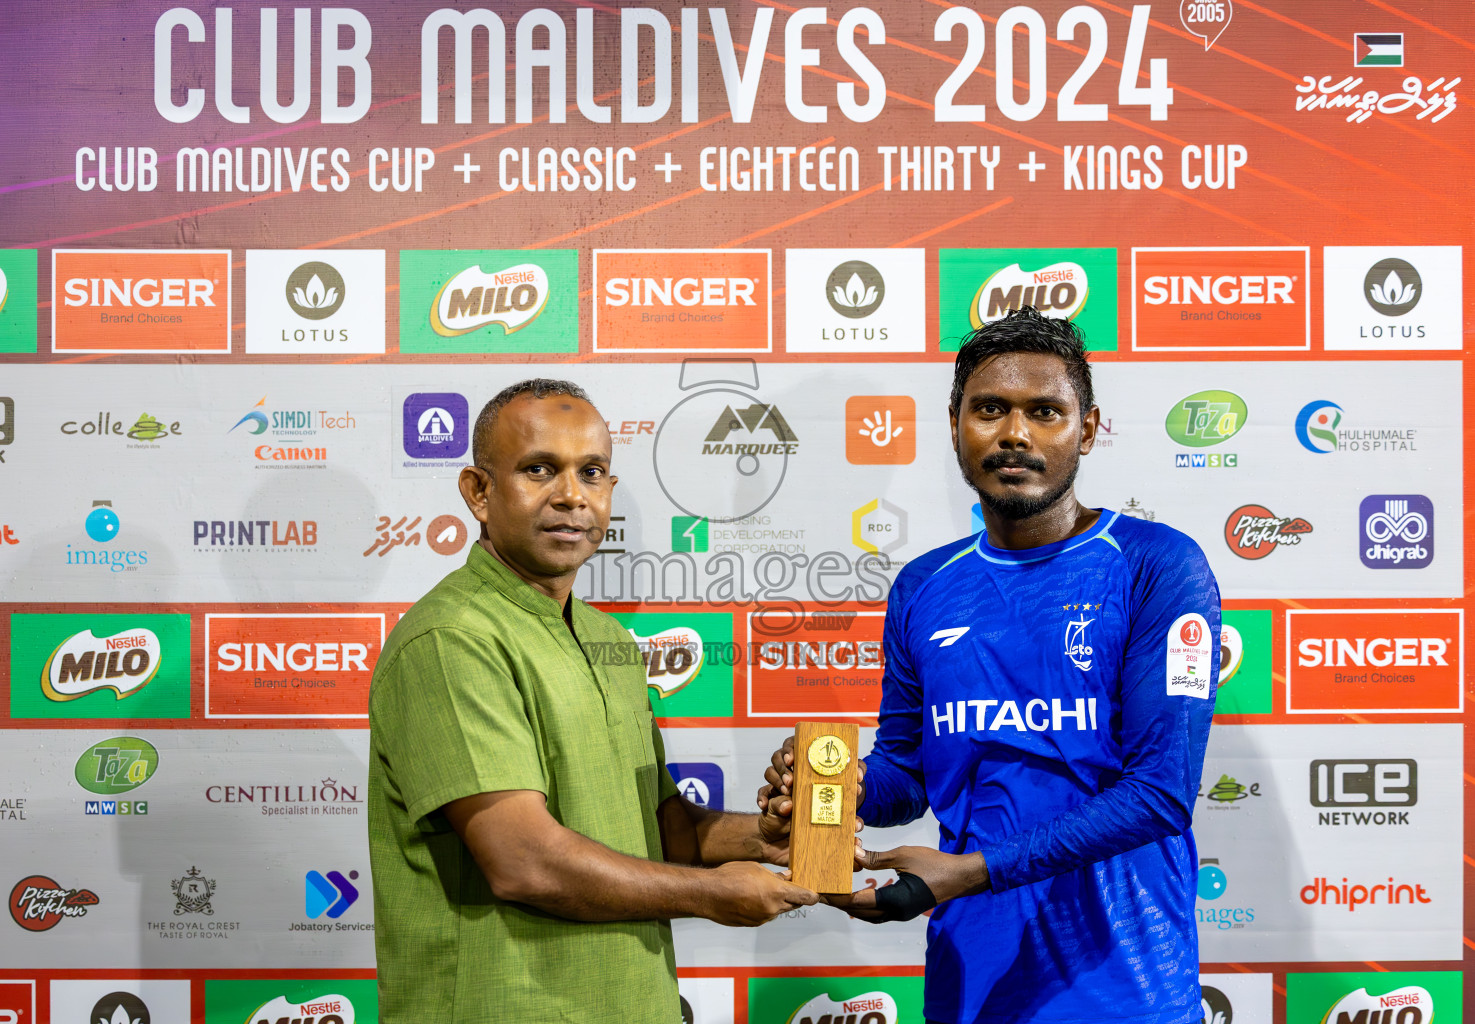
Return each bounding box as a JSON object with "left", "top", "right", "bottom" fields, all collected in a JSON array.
[
  {"left": 1224, "top": 504, "right": 1312, "bottom": 559},
  {"left": 9, "top": 875, "right": 99, "bottom": 930},
  {"left": 786, "top": 249, "right": 925, "bottom": 353},
  {"left": 594, "top": 250, "right": 771, "bottom": 352},
  {"left": 400, "top": 250, "right": 577, "bottom": 354},
  {"left": 1359, "top": 494, "right": 1432, "bottom": 569},
  {"left": 245, "top": 250, "right": 385, "bottom": 354},
  {"left": 52, "top": 249, "right": 230, "bottom": 353},
  {"left": 1286, "top": 609, "right": 1462, "bottom": 714},
  {"left": 939, "top": 247, "right": 1118, "bottom": 352},
  {"left": 1132, "top": 247, "right": 1309, "bottom": 350},
  {"left": 10, "top": 613, "right": 192, "bottom": 720},
  {"left": 1324, "top": 246, "right": 1462, "bottom": 350}
]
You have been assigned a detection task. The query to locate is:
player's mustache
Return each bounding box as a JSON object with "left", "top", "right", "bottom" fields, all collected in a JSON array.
[{"left": 980, "top": 452, "right": 1047, "bottom": 473}]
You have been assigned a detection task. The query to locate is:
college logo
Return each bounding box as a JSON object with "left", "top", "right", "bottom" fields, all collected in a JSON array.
[
  {"left": 52, "top": 249, "right": 231, "bottom": 353},
  {"left": 1165, "top": 391, "right": 1246, "bottom": 447},
  {"left": 205, "top": 614, "right": 383, "bottom": 719},
  {"left": 304, "top": 870, "right": 360, "bottom": 920},
  {"left": 9, "top": 876, "right": 99, "bottom": 930},
  {"left": 845, "top": 396, "right": 915, "bottom": 465},
  {"left": 786, "top": 249, "right": 924, "bottom": 353},
  {"left": 10, "top": 613, "right": 191, "bottom": 720},
  {"left": 402, "top": 393, "right": 469, "bottom": 461},
  {"left": 940, "top": 247, "right": 1117, "bottom": 352},
  {"left": 853, "top": 499, "right": 906, "bottom": 556},
  {"left": 0, "top": 250, "right": 38, "bottom": 353},
  {"left": 172, "top": 866, "right": 216, "bottom": 916},
  {"left": 1360, "top": 495, "right": 1432, "bottom": 569},
  {"left": 1223, "top": 504, "right": 1312, "bottom": 559},
  {"left": 749, "top": 611, "right": 885, "bottom": 717},
  {"left": 400, "top": 250, "right": 577, "bottom": 354},
  {"left": 1324, "top": 246, "right": 1462, "bottom": 350},
  {"left": 90, "top": 993, "right": 150, "bottom": 1024},
  {"left": 42, "top": 627, "right": 161, "bottom": 702},
  {"left": 1311, "top": 759, "right": 1416, "bottom": 818},
  {"left": 668, "top": 762, "right": 724, "bottom": 810},
  {"left": 611, "top": 613, "right": 733, "bottom": 718},
  {"left": 1202, "top": 774, "right": 1260, "bottom": 804},
  {"left": 75, "top": 736, "right": 159, "bottom": 795},
  {"left": 1132, "top": 247, "right": 1309, "bottom": 350},
  {"left": 245, "top": 249, "right": 385, "bottom": 354},
  {"left": 594, "top": 249, "right": 771, "bottom": 352},
  {"left": 1354, "top": 33, "right": 1403, "bottom": 67},
  {"left": 1286, "top": 609, "right": 1462, "bottom": 713}
]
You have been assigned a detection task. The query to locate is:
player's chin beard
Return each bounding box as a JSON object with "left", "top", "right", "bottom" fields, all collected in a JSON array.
[{"left": 966, "top": 455, "right": 1081, "bottom": 522}]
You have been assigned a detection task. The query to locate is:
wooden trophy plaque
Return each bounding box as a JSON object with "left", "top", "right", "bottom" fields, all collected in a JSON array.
[{"left": 788, "top": 721, "right": 860, "bottom": 895}]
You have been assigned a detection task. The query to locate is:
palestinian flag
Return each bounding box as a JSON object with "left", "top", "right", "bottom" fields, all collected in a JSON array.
[{"left": 1354, "top": 33, "right": 1404, "bottom": 67}]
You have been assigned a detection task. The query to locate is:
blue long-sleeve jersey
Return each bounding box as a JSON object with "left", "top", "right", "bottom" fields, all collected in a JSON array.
[{"left": 860, "top": 511, "right": 1220, "bottom": 1024}]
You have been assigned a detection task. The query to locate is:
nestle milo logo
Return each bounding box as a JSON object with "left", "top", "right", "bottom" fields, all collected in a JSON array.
[
  {"left": 1165, "top": 390, "right": 1247, "bottom": 447},
  {"left": 74, "top": 736, "right": 159, "bottom": 795}
]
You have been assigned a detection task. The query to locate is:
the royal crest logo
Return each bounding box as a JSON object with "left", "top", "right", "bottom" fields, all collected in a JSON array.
[
  {"left": 430, "top": 263, "right": 550, "bottom": 337},
  {"left": 9, "top": 875, "right": 99, "bottom": 931},
  {"left": 1223, "top": 504, "right": 1313, "bottom": 559},
  {"left": 1063, "top": 610, "right": 1095, "bottom": 671},
  {"left": 42, "top": 628, "right": 161, "bottom": 701},
  {"left": 171, "top": 867, "right": 215, "bottom": 916}
]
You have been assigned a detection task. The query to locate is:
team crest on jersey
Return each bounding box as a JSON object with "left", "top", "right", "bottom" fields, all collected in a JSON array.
[{"left": 1063, "top": 607, "right": 1097, "bottom": 670}]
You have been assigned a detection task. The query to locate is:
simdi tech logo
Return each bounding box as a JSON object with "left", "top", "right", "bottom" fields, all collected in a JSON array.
[
  {"left": 204, "top": 980, "right": 378, "bottom": 1024},
  {"left": 399, "top": 249, "right": 577, "bottom": 354},
  {"left": 939, "top": 247, "right": 1118, "bottom": 352},
  {"left": 610, "top": 612, "right": 734, "bottom": 718},
  {"left": 0, "top": 249, "right": 38, "bottom": 353},
  {"left": 205, "top": 613, "right": 383, "bottom": 719},
  {"left": 784, "top": 248, "right": 925, "bottom": 353},
  {"left": 1323, "top": 246, "right": 1462, "bottom": 350},
  {"left": 53, "top": 249, "right": 231, "bottom": 353},
  {"left": 244, "top": 250, "right": 385, "bottom": 354},
  {"left": 747, "top": 976, "right": 923, "bottom": 1024},
  {"left": 1286, "top": 608, "right": 1462, "bottom": 714},
  {"left": 1131, "top": 247, "right": 1309, "bottom": 350},
  {"left": 593, "top": 249, "right": 771, "bottom": 352},
  {"left": 1286, "top": 972, "right": 1459, "bottom": 1024},
  {"left": 9, "top": 613, "right": 192, "bottom": 720}
]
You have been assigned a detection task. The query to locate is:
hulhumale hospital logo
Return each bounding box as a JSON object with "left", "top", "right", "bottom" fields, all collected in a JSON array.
[{"left": 1295, "top": 400, "right": 1343, "bottom": 453}]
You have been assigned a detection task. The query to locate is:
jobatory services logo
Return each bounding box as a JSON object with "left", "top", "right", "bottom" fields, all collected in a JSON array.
[
  {"left": 245, "top": 250, "right": 385, "bottom": 354},
  {"left": 939, "top": 247, "right": 1118, "bottom": 352},
  {"left": 402, "top": 392, "right": 469, "bottom": 462},
  {"left": 9, "top": 613, "right": 191, "bottom": 720},
  {"left": 205, "top": 613, "right": 384, "bottom": 719},
  {"left": 594, "top": 249, "right": 771, "bottom": 352},
  {"left": 304, "top": 870, "right": 360, "bottom": 920},
  {"left": 205, "top": 981, "right": 377, "bottom": 1024},
  {"left": 611, "top": 613, "right": 734, "bottom": 718},
  {"left": 747, "top": 976, "right": 922, "bottom": 1024},
  {"left": 364, "top": 514, "right": 469, "bottom": 557},
  {"left": 52, "top": 249, "right": 231, "bottom": 353},
  {"left": 1354, "top": 32, "right": 1404, "bottom": 67},
  {"left": 1286, "top": 972, "right": 1458, "bottom": 1024},
  {"left": 1359, "top": 494, "right": 1432, "bottom": 569},
  {"left": 853, "top": 499, "right": 907, "bottom": 557},
  {"left": 748, "top": 611, "right": 885, "bottom": 717},
  {"left": 785, "top": 249, "right": 925, "bottom": 353},
  {"left": 1166, "top": 390, "right": 1245, "bottom": 469},
  {"left": 1132, "top": 247, "right": 1309, "bottom": 350},
  {"left": 9, "top": 876, "right": 99, "bottom": 931},
  {"left": 1323, "top": 246, "right": 1462, "bottom": 350},
  {"left": 0, "top": 250, "right": 38, "bottom": 353},
  {"left": 1311, "top": 759, "right": 1416, "bottom": 826},
  {"left": 75, "top": 736, "right": 159, "bottom": 796},
  {"left": 846, "top": 396, "right": 915, "bottom": 465},
  {"left": 1286, "top": 609, "right": 1462, "bottom": 714},
  {"left": 667, "top": 763, "right": 724, "bottom": 810},
  {"left": 399, "top": 250, "right": 577, "bottom": 354},
  {"left": 1223, "top": 504, "right": 1313, "bottom": 559}
]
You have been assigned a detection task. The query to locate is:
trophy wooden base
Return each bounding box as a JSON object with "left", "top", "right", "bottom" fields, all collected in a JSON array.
[{"left": 789, "top": 721, "right": 859, "bottom": 895}]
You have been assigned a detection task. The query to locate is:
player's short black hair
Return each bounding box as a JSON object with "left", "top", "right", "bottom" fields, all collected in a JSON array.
[
  {"left": 949, "top": 307, "right": 1094, "bottom": 419},
  {"left": 472, "top": 378, "right": 597, "bottom": 468}
]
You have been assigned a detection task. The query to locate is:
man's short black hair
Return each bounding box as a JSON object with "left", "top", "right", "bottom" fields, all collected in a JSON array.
[
  {"left": 472, "top": 378, "right": 596, "bottom": 468},
  {"left": 949, "top": 307, "right": 1094, "bottom": 418}
]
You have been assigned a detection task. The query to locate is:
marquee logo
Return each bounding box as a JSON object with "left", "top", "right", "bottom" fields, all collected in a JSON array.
[
  {"left": 205, "top": 613, "right": 383, "bottom": 719},
  {"left": 52, "top": 249, "right": 231, "bottom": 353},
  {"left": 9, "top": 875, "right": 99, "bottom": 931},
  {"left": 750, "top": 611, "right": 886, "bottom": 717},
  {"left": 1286, "top": 608, "right": 1462, "bottom": 714},
  {"left": 42, "top": 628, "right": 161, "bottom": 702},
  {"left": 1132, "top": 247, "right": 1309, "bottom": 350},
  {"left": 1224, "top": 504, "right": 1312, "bottom": 559},
  {"left": 75, "top": 736, "right": 159, "bottom": 795},
  {"left": 431, "top": 263, "right": 549, "bottom": 336},
  {"left": 1324, "top": 246, "right": 1462, "bottom": 350},
  {"left": 245, "top": 249, "right": 384, "bottom": 354},
  {"left": 1359, "top": 494, "right": 1432, "bottom": 569},
  {"left": 940, "top": 247, "right": 1118, "bottom": 352},
  {"left": 594, "top": 249, "right": 771, "bottom": 352}
]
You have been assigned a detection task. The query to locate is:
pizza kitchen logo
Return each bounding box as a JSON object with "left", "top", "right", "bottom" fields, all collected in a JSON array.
[
  {"left": 1223, "top": 504, "right": 1313, "bottom": 559},
  {"left": 9, "top": 875, "right": 99, "bottom": 930}
]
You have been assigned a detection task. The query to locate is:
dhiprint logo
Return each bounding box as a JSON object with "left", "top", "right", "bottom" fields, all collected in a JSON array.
[
  {"left": 667, "top": 762, "right": 724, "bottom": 810},
  {"left": 1360, "top": 495, "right": 1432, "bottom": 569},
  {"left": 1324, "top": 246, "right": 1462, "bottom": 350},
  {"left": 845, "top": 396, "right": 915, "bottom": 465},
  {"left": 826, "top": 261, "right": 884, "bottom": 318},
  {"left": 245, "top": 249, "right": 385, "bottom": 354},
  {"left": 1063, "top": 610, "right": 1095, "bottom": 670},
  {"left": 1224, "top": 504, "right": 1313, "bottom": 559},
  {"left": 1364, "top": 258, "right": 1420, "bottom": 315},
  {"left": 1299, "top": 875, "right": 1430, "bottom": 912},
  {"left": 304, "top": 870, "right": 359, "bottom": 919},
  {"left": 787, "top": 249, "right": 924, "bottom": 353},
  {"left": 401, "top": 393, "right": 468, "bottom": 461},
  {"left": 9, "top": 875, "right": 99, "bottom": 930},
  {"left": 285, "top": 262, "right": 345, "bottom": 320}
]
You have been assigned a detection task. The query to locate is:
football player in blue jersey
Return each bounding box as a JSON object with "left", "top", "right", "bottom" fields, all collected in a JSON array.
[{"left": 759, "top": 307, "right": 1220, "bottom": 1024}]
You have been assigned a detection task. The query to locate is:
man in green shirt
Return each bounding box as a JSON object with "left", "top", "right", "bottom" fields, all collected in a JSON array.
[{"left": 369, "top": 379, "right": 816, "bottom": 1024}]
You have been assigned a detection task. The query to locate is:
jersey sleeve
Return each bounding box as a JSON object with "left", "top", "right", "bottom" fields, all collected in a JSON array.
[
  {"left": 858, "top": 565, "right": 932, "bottom": 828},
  {"left": 375, "top": 627, "right": 548, "bottom": 828},
  {"left": 979, "top": 534, "right": 1220, "bottom": 892}
]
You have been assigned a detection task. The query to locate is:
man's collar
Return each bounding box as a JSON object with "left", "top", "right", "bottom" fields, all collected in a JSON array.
[{"left": 465, "top": 541, "right": 568, "bottom": 621}]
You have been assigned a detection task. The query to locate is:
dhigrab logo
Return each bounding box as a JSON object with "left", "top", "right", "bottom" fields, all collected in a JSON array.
[{"left": 1359, "top": 495, "right": 1432, "bottom": 569}]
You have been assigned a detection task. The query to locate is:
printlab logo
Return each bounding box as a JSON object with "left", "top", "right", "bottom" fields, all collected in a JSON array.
[
  {"left": 1324, "top": 247, "right": 1462, "bottom": 350},
  {"left": 304, "top": 870, "right": 359, "bottom": 919},
  {"left": 8, "top": 875, "right": 99, "bottom": 930},
  {"left": 845, "top": 396, "right": 915, "bottom": 465},
  {"left": 1062, "top": 604, "right": 1100, "bottom": 670},
  {"left": 192, "top": 520, "right": 317, "bottom": 552},
  {"left": 668, "top": 762, "right": 724, "bottom": 810},
  {"left": 402, "top": 393, "right": 469, "bottom": 461},
  {"left": 1359, "top": 494, "right": 1432, "bottom": 569},
  {"left": 171, "top": 866, "right": 216, "bottom": 915},
  {"left": 285, "top": 262, "right": 345, "bottom": 320},
  {"left": 1223, "top": 504, "right": 1312, "bottom": 559},
  {"left": 853, "top": 499, "right": 906, "bottom": 557},
  {"left": 75, "top": 736, "right": 160, "bottom": 795},
  {"left": 90, "top": 993, "right": 149, "bottom": 1024},
  {"left": 245, "top": 249, "right": 385, "bottom": 354}
]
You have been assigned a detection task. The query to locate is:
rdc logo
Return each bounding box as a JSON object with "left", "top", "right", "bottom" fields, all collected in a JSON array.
[{"left": 1359, "top": 494, "right": 1433, "bottom": 569}]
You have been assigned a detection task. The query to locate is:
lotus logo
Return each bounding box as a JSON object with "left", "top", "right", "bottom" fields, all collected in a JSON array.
[
  {"left": 824, "top": 260, "right": 885, "bottom": 319},
  {"left": 787, "top": 991, "right": 898, "bottom": 1024},
  {"left": 91, "top": 993, "right": 148, "bottom": 1024},
  {"left": 42, "top": 628, "right": 162, "bottom": 701},
  {"left": 628, "top": 626, "right": 705, "bottom": 696},
  {"left": 1321, "top": 986, "right": 1432, "bottom": 1024},
  {"left": 1362, "top": 257, "right": 1422, "bottom": 316},
  {"left": 431, "top": 263, "right": 550, "bottom": 336},
  {"left": 246, "top": 995, "right": 356, "bottom": 1024},
  {"left": 285, "top": 262, "right": 346, "bottom": 320}
]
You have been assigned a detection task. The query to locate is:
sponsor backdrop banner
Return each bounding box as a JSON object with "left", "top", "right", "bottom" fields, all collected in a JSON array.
[{"left": 0, "top": 2, "right": 1471, "bottom": 1022}]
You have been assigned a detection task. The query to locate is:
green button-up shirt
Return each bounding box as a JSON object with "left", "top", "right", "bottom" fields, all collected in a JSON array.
[{"left": 368, "top": 542, "right": 680, "bottom": 1024}]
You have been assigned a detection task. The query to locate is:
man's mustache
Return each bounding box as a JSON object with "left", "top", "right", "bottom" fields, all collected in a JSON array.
[{"left": 980, "top": 452, "right": 1047, "bottom": 473}]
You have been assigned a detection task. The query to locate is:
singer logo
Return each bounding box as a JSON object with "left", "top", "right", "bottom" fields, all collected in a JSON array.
[
  {"left": 749, "top": 611, "right": 885, "bottom": 717},
  {"left": 1131, "top": 247, "right": 1309, "bottom": 350},
  {"left": 1286, "top": 609, "right": 1462, "bottom": 714},
  {"left": 52, "top": 249, "right": 231, "bottom": 353},
  {"left": 205, "top": 614, "right": 384, "bottom": 719},
  {"left": 430, "top": 263, "right": 549, "bottom": 337},
  {"left": 594, "top": 250, "right": 771, "bottom": 352}
]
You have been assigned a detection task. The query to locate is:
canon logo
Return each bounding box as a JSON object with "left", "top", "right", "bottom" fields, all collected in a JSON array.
[
  {"left": 216, "top": 642, "right": 369, "bottom": 672},
  {"left": 603, "top": 277, "right": 757, "bottom": 307},
  {"left": 62, "top": 278, "right": 215, "bottom": 307},
  {"left": 1142, "top": 275, "right": 1294, "bottom": 305},
  {"left": 1297, "top": 637, "right": 1448, "bottom": 668}
]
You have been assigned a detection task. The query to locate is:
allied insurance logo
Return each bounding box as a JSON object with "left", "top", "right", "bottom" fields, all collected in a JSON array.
[
  {"left": 1131, "top": 247, "right": 1310, "bottom": 350},
  {"left": 747, "top": 611, "right": 885, "bottom": 717},
  {"left": 9, "top": 613, "right": 192, "bottom": 721},
  {"left": 593, "top": 249, "right": 771, "bottom": 353},
  {"left": 785, "top": 249, "right": 925, "bottom": 353},
  {"left": 939, "top": 247, "right": 1118, "bottom": 352},
  {"left": 52, "top": 249, "right": 230, "bottom": 353},
  {"left": 399, "top": 250, "right": 577, "bottom": 354},
  {"left": 205, "top": 614, "right": 384, "bottom": 719},
  {"left": 1286, "top": 609, "right": 1463, "bottom": 714}
]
